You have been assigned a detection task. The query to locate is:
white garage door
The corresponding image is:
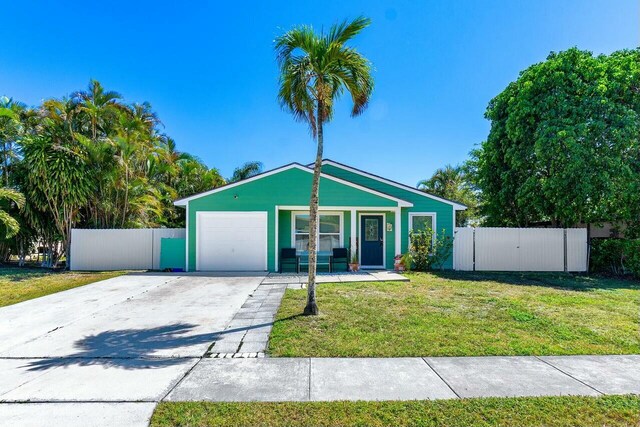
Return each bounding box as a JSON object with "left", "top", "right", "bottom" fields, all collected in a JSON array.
[{"left": 196, "top": 211, "right": 268, "bottom": 271}]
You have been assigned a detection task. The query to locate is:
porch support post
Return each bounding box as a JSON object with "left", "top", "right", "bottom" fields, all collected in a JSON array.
[
  {"left": 350, "top": 208, "right": 357, "bottom": 257},
  {"left": 274, "top": 206, "right": 279, "bottom": 272},
  {"left": 395, "top": 207, "right": 401, "bottom": 257}
]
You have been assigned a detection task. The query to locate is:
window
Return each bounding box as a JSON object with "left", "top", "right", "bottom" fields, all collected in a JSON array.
[
  {"left": 293, "top": 212, "right": 342, "bottom": 253},
  {"left": 409, "top": 213, "right": 436, "bottom": 244}
]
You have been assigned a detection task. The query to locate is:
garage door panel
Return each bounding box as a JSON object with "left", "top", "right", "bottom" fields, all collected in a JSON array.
[{"left": 196, "top": 212, "right": 267, "bottom": 271}]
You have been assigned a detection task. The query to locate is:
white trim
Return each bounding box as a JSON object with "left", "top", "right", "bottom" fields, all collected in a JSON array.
[
  {"left": 174, "top": 163, "right": 412, "bottom": 207},
  {"left": 278, "top": 205, "right": 398, "bottom": 212},
  {"left": 275, "top": 205, "right": 279, "bottom": 271},
  {"left": 395, "top": 207, "right": 401, "bottom": 256},
  {"left": 408, "top": 212, "right": 437, "bottom": 246},
  {"left": 290, "top": 211, "right": 344, "bottom": 253},
  {"left": 185, "top": 202, "right": 189, "bottom": 272},
  {"left": 350, "top": 208, "right": 357, "bottom": 258},
  {"left": 195, "top": 211, "right": 268, "bottom": 271},
  {"left": 452, "top": 209, "right": 456, "bottom": 270},
  {"left": 358, "top": 212, "right": 386, "bottom": 269},
  {"left": 321, "top": 160, "right": 467, "bottom": 210}
]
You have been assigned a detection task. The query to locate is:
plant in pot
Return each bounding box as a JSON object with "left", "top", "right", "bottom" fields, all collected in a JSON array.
[{"left": 349, "top": 241, "right": 359, "bottom": 272}]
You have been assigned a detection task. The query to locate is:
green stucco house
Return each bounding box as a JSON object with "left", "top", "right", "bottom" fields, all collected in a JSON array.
[{"left": 173, "top": 159, "right": 466, "bottom": 272}]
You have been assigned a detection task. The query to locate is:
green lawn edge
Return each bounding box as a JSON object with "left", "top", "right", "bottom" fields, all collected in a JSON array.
[
  {"left": 151, "top": 395, "right": 640, "bottom": 427},
  {"left": 0, "top": 268, "right": 128, "bottom": 307}
]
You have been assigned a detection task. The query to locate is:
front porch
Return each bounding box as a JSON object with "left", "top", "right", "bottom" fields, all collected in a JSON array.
[{"left": 276, "top": 206, "right": 404, "bottom": 272}]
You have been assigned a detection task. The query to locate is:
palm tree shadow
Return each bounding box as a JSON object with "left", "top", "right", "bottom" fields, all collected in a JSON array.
[
  {"left": 25, "top": 323, "right": 218, "bottom": 371},
  {"left": 24, "top": 316, "right": 303, "bottom": 372}
]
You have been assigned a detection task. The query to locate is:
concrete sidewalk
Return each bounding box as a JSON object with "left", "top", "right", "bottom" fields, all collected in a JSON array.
[{"left": 166, "top": 355, "right": 640, "bottom": 402}]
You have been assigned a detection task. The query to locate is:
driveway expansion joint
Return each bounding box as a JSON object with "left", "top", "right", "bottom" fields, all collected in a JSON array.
[
  {"left": 422, "top": 357, "right": 461, "bottom": 398},
  {"left": 534, "top": 355, "right": 605, "bottom": 395}
]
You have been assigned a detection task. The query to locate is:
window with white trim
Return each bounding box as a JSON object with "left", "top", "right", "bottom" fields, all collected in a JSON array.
[
  {"left": 409, "top": 213, "right": 437, "bottom": 245},
  {"left": 293, "top": 213, "right": 342, "bottom": 253}
]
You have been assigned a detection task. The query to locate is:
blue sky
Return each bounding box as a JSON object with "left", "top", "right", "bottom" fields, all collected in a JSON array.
[{"left": 1, "top": 1, "right": 638, "bottom": 186}]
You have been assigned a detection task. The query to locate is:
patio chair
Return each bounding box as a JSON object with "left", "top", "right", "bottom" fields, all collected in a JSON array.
[
  {"left": 279, "top": 248, "right": 299, "bottom": 273},
  {"left": 331, "top": 248, "right": 349, "bottom": 272}
]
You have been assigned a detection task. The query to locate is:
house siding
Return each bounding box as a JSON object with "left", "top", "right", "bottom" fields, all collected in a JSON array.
[
  {"left": 321, "top": 164, "right": 455, "bottom": 268},
  {"left": 188, "top": 167, "right": 399, "bottom": 271}
]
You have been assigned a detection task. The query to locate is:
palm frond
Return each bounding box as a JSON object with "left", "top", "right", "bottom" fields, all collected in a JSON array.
[
  {"left": 0, "top": 209, "right": 20, "bottom": 238},
  {"left": 0, "top": 187, "right": 25, "bottom": 209},
  {"left": 325, "top": 16, "right": 371, "bottom": 46}
]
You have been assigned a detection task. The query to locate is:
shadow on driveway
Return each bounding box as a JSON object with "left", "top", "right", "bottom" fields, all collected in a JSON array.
[
  {"left": 23, "top": 317, "right": 302, "bottom": 371},
  {"left": 25, "top": 323, "right": 216, "bottom": 371}
]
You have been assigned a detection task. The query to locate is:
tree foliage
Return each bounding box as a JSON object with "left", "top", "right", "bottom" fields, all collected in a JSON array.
[
  {"left": 417, "top": 164, "right": 478, "bottom": 226},
  {"left": 467, "top": 48, "right": 640, "bottom": 230},
  {"left": 0, "top": 80, "right": 249, "bottom": 266}
]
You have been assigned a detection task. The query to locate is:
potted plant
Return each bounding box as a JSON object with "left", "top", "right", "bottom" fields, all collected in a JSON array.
[
  {"left": 349, "top": 252, "right": 360, "bottom": 272},
  {"left": 349, "top": 240, "right": 359, "bottom": 272}
]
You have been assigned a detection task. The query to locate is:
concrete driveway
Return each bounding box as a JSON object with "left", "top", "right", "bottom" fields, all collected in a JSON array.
[{"left": 0, "top": 272, "right": 265, "bottom": 426}]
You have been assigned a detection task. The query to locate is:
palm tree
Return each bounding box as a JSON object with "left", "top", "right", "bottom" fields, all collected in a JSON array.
[
  {"left": 230, "top": 161, "right": 263, "bottom": 182},
  {"left": 73, "top": 79, "right": 125, "bottom": 139},
  {"left": 0, "top": 187, "right": 25, "bottom": 238},
  {"left": 275, "top": 17, "right": 374, "bottom": 315},
  {"left": 417, "top": 165, "right": 463, "bottom": 198},
  {"left": 0, "top": 98, "right": 25, "bottom": 187},
  {"left": 418, "top": 165, "right": 477, "bottom": 226}
]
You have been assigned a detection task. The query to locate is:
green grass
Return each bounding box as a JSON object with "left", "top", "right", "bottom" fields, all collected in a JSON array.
[
  {"left": 0, "top": 267, "right": 128, "bottom": 307},
  {"left": 151, "top": 395, "right": 640, "bottom": 427},
  {"left": 270, "top": 272, "right": 640, "bottom": 357}
]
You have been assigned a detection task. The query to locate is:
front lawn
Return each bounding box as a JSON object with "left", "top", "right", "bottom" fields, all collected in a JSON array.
[
  {"left": 0, "top": 267, "right": 127, "bottom": 307},
  {"left": 270, "top": 272, "right": 640, "bottom": 357},
  {"left": 151, "top": 395, "right": 640, "bottom": 427}
]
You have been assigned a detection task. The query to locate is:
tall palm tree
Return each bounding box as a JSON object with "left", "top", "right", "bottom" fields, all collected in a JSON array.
[
  {"left": 0, "top": 98, "right": 25, "bottom": 186},
  {"left": 73, "top": 79, "right": 125, "bottom": 139},
  {"left": 230, "top": 161, "right": 263, "bottom": 182},
  {"left": 275, "top": 17, "right": 374, "bottom": 315}
]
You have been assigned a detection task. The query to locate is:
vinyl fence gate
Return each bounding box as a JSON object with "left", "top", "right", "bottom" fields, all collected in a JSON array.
[
  {"left": 70, "top": 228, "right": 185, "bottom": 271},
  {"left": 454, "top": 227, "right": 588, "bottom": 272}
]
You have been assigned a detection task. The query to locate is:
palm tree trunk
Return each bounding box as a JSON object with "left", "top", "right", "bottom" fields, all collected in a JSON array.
[
  {"left": 3, "top": 141, "right": 9, "bottom": 187},
  {"left": 304, "top": 104, "right": 323, "bottom": 315}
]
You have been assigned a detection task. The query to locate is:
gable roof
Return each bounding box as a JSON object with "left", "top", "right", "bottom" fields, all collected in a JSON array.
[
  {"left": 317, "top": 159, "right": 468, "bottom": 210},
  {"left": 174, "top": 163, "right": 413, "bottom": 207}
]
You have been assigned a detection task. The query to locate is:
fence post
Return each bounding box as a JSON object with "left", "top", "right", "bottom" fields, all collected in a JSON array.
[
  {"left": 472, "top": 227, "right": 476, "bottom": 272},
  {"left": 563, "top": 229, "right": 568, "bottom": 273}
]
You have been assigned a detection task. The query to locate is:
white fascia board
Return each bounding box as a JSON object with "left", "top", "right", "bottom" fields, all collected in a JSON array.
[
  {"left": 174, "top": 163, "right": 413, "bottom": 208},
  {"left": 320, "top": 160, "right": 467, "bottom": 210}
]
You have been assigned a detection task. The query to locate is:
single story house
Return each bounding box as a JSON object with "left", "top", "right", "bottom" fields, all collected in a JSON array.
[{"left": 173, "top": 159, "right": 466, "bottom": 272}]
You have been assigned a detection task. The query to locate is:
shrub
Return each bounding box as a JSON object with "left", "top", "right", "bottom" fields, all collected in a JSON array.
[
  {"left": 590, "top": 239, "right": 640, "bottom": 278},
  {"left": 408, "top": 227, "right": 454, "bottom": 271}
]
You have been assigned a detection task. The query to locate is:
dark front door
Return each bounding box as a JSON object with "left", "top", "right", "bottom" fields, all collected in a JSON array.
[{"left": 360, "top": 215, "right": 383, "bottom": 266}]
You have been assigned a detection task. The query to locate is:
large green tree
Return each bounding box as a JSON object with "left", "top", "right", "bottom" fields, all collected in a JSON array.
[
  {"left": 468, "top": 48, "right": 640, "bottom": 230},
  {"left": 276, "top": 17, "right": 374, "bottom": 315}
]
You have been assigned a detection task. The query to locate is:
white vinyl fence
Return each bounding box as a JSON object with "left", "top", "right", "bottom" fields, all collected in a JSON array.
[
  {"left": 70, "top": 228, "right": 185, "bottom": 271},
  {"left": 454, "top": 227, "right": 588, "bottom": 272}
]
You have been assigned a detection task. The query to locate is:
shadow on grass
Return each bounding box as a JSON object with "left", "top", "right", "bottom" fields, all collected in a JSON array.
[{"left": 425, "top": 270, "right": 640, "bottom": 292}]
